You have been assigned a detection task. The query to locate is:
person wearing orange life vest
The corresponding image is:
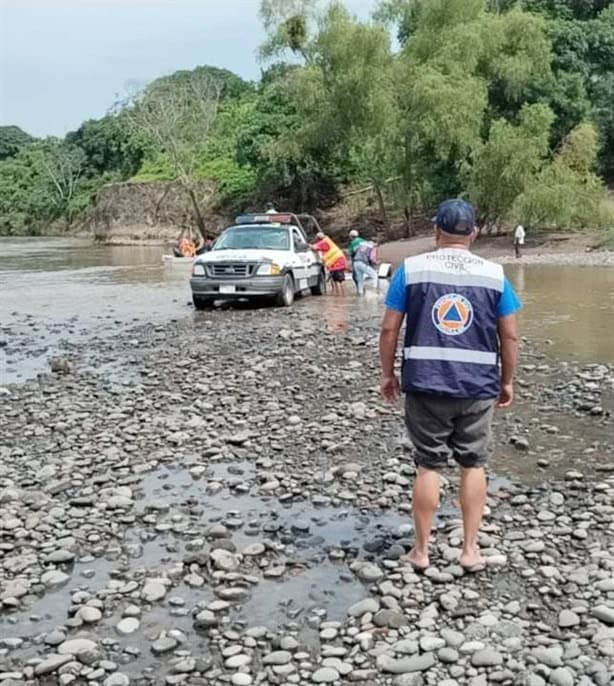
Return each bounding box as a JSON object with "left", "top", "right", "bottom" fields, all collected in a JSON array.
[
  {"left": 178, "top": 237, "right": 196, "bottom": 257},
  {"left": 174, "top": 228, "right": 201, "bottom": 257},
  {"left": 312, "top": 231, "right": 348, "bottom": 295}
]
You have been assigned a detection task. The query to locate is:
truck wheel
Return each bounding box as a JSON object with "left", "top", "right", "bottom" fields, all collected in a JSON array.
[
  {"left": 276, "top": 274, "right": 295, "bottom": 307},
  {"left": 311, "top": 268, "right": 327, "bottom": 296},
  {"left": 193, "top": 295, "right": 214, "bottom": 310}
]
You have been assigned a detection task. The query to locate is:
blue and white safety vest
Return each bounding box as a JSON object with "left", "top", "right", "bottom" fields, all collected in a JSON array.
[{"left": 401, "top": 249, "right": 503, "bottom": 399}]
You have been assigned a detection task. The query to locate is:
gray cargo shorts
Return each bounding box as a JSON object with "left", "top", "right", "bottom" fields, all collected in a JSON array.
[{"left": 405, "top": 392, "right": 495, "bottom": 470}]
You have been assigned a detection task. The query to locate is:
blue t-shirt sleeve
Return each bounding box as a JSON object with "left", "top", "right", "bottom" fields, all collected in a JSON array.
[
  {"left": 385, "top": 266, "right": 407, "bottom": 313},
  {"left": 497, "top": 277, "right": 522, "bottom": 318}
]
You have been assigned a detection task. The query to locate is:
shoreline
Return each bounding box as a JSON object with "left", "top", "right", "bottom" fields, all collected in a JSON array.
[
  {"left": 4, "top": 229, "right": 613, "bottom": 267},
  {"left": 378, "top": 231, "right": 614, "bottom": 268}
]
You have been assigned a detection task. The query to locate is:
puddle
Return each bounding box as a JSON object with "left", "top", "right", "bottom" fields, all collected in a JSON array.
[
  {"left": 237, "top": 562, "right": 362, "bottom": 628},
  {"left": 0, "top": 531, "right": 180, "bottom": 638},
  {"left": 1, "top": 463, "right": 416, "bottom": 674},
  {"left": 490, "top": 374, "right": 613, "bottom": 481},
  {"left": 136, "top": 463, "right": 410, "bottom": 553}
]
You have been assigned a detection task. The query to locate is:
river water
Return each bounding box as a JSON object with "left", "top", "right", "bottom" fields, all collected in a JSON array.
[{"left": 1, "top": 237, "right": 613, "bottom": 385}]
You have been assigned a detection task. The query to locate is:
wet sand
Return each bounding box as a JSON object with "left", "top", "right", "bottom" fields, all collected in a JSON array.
[{"left": 378, "top": 231, "right": 614, "bottom": 268}]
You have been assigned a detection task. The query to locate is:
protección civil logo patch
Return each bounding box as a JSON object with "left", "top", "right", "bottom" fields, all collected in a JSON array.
[{"left": 432, "top": 293, "right": 474, "bottom": 336}]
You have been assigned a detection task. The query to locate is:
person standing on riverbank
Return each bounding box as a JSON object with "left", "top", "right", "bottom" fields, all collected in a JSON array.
[
  {"left": 514, "top": 224, "right": 526, "bottom": 258},
  {"left": 379, "top": 199, "right": 521, "bottom": 573}
]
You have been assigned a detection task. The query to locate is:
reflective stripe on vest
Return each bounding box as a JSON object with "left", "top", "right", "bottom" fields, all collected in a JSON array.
[
  {"left": 401, "top": 249, "right": 504, "bottom": 399},
  {"left": 403, "top": 269, "right": 502, "bottom": 291},
  {"left": 323, "top": 242, "right": 344, "bottom": 269},
  {"left": 404, "top": 346, "right": 498, "bottom": 365}
]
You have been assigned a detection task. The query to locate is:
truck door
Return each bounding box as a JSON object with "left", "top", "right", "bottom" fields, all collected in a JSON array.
[{"left": 291, "top": 228, "right": 311, "bottom": 290}]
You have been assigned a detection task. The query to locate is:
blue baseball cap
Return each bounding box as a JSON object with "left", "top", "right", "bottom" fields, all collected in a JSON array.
[{"left": 432, "top": 199, "right": 476, "bottom": 235}]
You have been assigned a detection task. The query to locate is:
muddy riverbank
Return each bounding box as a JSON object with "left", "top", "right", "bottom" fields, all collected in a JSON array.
[{"left": 379, "top": 232, "right": 614, "bottom": 269}]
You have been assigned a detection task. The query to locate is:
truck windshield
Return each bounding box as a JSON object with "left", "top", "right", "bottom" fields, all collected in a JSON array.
[{"left": 213, "top": 226, "right": 290, "bottom": 251}]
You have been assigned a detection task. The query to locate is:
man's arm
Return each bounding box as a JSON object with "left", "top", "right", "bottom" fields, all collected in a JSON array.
[
  {"left": 379, "top": 308, "right": 405, "bottom": 403},
  {"left": 497, "top": 313, "right": 519, "bottom": 408}
]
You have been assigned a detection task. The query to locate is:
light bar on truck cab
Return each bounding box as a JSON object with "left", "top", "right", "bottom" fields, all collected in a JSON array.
[{"left": 235, "top": 214, "right": 294, "bottom": 225}]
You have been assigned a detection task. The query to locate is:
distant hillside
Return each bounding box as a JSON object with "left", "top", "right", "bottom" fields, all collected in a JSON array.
[{"left": 0, "top": 126, "right": 35, "bottom": 160}]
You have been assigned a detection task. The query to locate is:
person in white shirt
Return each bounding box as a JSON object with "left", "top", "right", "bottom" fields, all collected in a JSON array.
[{"left": 513, "top": 224, "right": 525, "bottom": 258}]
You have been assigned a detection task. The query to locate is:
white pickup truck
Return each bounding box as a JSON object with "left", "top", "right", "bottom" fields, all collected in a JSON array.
[{"left": 190, "top": 213, "right": 326, "bottom": 309}]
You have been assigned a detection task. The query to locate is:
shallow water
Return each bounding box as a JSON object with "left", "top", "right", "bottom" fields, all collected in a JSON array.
[
  {"left": 505, "top": 263, "right": 614, "bottom": 363},
  {"left": 1, "top": 239, "right": 613, "bottom": 379},
  {"left": 0, "top": 238, "right": 187, "bottom": 382}
]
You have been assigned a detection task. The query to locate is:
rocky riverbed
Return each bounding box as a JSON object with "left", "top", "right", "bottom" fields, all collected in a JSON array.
[{"left": 1, "top": 301, "right": 613, "bottom": 686}]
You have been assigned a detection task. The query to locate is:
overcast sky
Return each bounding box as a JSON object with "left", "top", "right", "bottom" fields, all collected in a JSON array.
[{"left": 0, "top": 0, "right": 377, "bottom": 138}]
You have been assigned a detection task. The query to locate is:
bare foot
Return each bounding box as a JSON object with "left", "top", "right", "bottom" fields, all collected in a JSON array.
[
  {"left": 401, "top": 548, "right": 429, "bottom": 571},
  {"left": 459, "top": 547, "right": 486, "bottom": 572}
]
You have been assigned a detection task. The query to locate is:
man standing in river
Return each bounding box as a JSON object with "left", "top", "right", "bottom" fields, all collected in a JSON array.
[
  {"left": 379, "top": 199, "right": 521, "bottom": 572},
  {"left": 514, "top": 223, "right": 526, "bottom": 258}
]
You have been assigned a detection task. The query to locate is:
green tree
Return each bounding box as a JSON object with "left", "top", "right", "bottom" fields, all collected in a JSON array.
[
  {"left": 583, "top": 7, "right": 614, "bottom": 178},
  {"left": 386, "top": 0, "right": 558, "bottom": 222},
  {"left": 0, "top": 139, "right": 87, "bottom": 233},
  {"left": 0, "top": 154, "right": 37, "bottom": 234},
  {"left": 196, "top": 96, "right": 259, "bottom": 205},
  {"left": 236, "top": 75, "right": 340, "bottom": 209},
  {"left": 2, "top": 0, "right": 612, "bottom": 238},
  {"left": 539, "top": 6, "right": 614, "bottom": 177},
  {"left": 259, "top": 0, "right": 318, "bottom": 62},
  {"left": 124, "top": 70, "right": 220, "bottom": 233},
  {"left": 260, "top": 62, "right": 300, "bottom": 85},
  {"left": 292, "top": 4, "right": 399, "bottom": 224},
  {"left": 65, "top": 114, "right": 143, "bottom": 178},
  {"left": 29, "top": 140, "right": 87, "bottom": 226},
  {"left": 523, "top": 0, "right": 611, "bottom": 20},
  {"left": 466, "top": 103, "right": 555, "bottom": 227},
  {"left": 0, "top": 126, "right": 34, "bottom": 160},
  {"left": 373, "top": 0, "right": 417, "bottom": 44},
  {"left": 514, "top": 121, "right": 609, "bottom": 227},
  {"left": 150, "top": 65, "right": 252, "bottom": 100}
]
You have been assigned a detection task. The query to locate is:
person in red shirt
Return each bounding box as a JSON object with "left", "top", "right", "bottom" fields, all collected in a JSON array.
[{"left": 312, "top": 232, "right": 347, "bottom": 295}]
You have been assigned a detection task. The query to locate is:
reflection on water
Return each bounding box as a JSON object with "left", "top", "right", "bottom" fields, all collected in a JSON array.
[
  {"left": 506, "top": 263, "right": 614, "bottom": 362},
  {"left": 316, "top": 265, "right": 614, "bottom": 364},
  {"left": 316, "top": 282, "right": 387, "bottom": 335}
]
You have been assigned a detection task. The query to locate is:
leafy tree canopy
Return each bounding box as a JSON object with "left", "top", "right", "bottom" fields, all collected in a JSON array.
[{"left": 0, "top": 126, "right": 35, "bottom": 161}]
